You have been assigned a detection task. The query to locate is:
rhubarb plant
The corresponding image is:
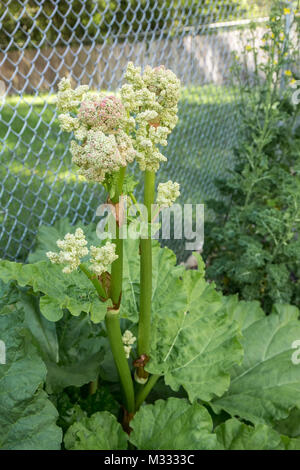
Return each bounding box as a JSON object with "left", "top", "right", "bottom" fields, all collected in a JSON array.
[{"left": 1, "top": 63, "right": 300, "bottom": 450}]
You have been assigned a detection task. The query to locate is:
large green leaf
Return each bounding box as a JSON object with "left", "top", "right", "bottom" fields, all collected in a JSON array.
[
  {"left": 213, "top": 304, "right": 300, "bottom": 424},
  {"left": 45, "top": 311, "right": 106, "bottom": 392},
  {"left": 13, "top": 292, "right": 106, "bottom": 392},
  {"left": 64, "top": 411, "right": 128, "bottom": 450},
  {"left": 0, "top": 279, "right": 20, "bottom": 311},
  {"left": 275, "top": 408, "right": 300, "bottom": 438},
  {"left": 280, "top": 435, "right": 300, "bottom": 450},
  {"left": 20, "top": 293, "right": 59, "bottom": 363},
  {"left": 0, "top": 260, "right": 109, "bottom": 323},
  {"left": 147, "top": 267, "right": 243, "bottom": 402},
  {"left": 215, "top": 418, "right": 283, "bottom": 450},
  {"left": 129, "top": 397, "right": 218, "bottom": 450},
  {"left": 0, "top": 305, "right": 62, "bottom": 449}
]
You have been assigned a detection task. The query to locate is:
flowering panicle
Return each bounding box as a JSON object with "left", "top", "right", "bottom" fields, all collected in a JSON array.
[
  {"left": 46, "top": 228, "right": 88, "bottom": 274},
  {"left": 46, "top": 229, "right": 118, "bottom": 277},
  {"left": 156, "top": 181, "right": 180, "bottom": 208},
  {"left": 122, "top": 330, "right": 136, "bottom": 359},
  {"left": 56, "top": 79, "right": 136, "bottom": 183},
  {"left": 120, "top": 62, "right": 180, "bottom": 172},
  {"left": 89, "top": 242, "right": 118, "bottom": 276},
  {"left": 56, "top": 62, "right": 180, "bottom": 181}
]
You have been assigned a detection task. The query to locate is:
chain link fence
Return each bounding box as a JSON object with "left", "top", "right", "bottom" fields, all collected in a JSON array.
[{"left": 0, "top": 0, "right": 273, "bottom": 261}]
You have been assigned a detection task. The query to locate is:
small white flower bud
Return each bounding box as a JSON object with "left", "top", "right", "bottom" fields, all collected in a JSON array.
[
  {"left": 122, "top": 330, "right": 136, "bottom": 358},
  {"left": 46, "top": 227, "right": 88, "bottom": 273},
  {"left": 89, "top": 241, "right": 118, "bottom": 276},
  {"left": 156, "top": 181, "right": 180, "bottom": 208}
]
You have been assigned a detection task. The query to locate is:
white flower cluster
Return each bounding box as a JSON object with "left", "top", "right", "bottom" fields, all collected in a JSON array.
[
  {"left": 46, "top": 228, "right": 88, "bottom": 274},
  {"left": 78, "top": 94, "right": 125, "bottom": 133},
  {"left": 70, "top": 129, "right": 135, "bottom": 183},
  {"left": 156, "top": 180, "right": 180, "bottom": 208},
  {"left": 89, "top": 241, "right": 118, "bottom": 276},
  {"left": 120, "top": 62, "right": 181, "bottom": 172},
  {"left": 122, "top": 330, "right": 136, "bottom": 359},
  {"left": 46, "top": 229, "right": 118, "bottom": 276},
  {"left": 56, "top": 79, "right": 136, "bottom": 183},
  {"left": 56, "top": 78, "right": 89, "bottom": 113}
]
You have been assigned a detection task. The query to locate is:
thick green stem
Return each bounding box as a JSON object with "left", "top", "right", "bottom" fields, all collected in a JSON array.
[
  {"left": 110, "top": 167, "right": 126, "bottom": 306},
  {"left": 110, "top": 226, "right": 123, "bottom": 306},
  {"left": 135, "top": 374, "right": 160, "bottom": 410},
  {"left": 105, "top": 311, "right": 135, "bottom": 412},
  {"left": 104, "top": 167, "right": 135, "bottom": 412},
  {"left": 79, "top": 264, "right": 107, "bottom": 299},
  {"left": 137, "top": 171, "right": 155, "bottom": 368}
]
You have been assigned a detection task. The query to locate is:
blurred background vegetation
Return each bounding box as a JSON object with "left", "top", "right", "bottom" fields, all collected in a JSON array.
[{"left": 0, "top": 0, "right": 273, "bottom": 49}]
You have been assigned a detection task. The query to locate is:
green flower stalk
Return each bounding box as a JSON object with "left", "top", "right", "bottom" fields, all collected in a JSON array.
[
  {"left": 136, "top": 169, "right": 156, "bottom": 383},
  {"left": 105, "top": 166, "right": 136, "bottom": 413},
  {"left": 120, "top": 63, "right": 181, "bottom": 383},
  {"left": 51, "top": 62, "right": 181, "bottom": 414}
]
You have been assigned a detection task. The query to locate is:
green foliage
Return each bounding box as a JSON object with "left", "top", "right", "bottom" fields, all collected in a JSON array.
[
  {"left": 0, "top": 259, "right": 110, "bottom": 322},
  {"left": 213, "top": 303, "right": 300, "bottom": 425},
  {"left": 204, "top": 3, "right": 300, "bottom": 311},
  {"left": 0, "top": 303, "right": 62, "bottom": 449},
  {"left": 275, "top": 407, "right": 300, "bottom": 438},
  {"left": 1, "top": 220, "right": 300, "bottom": 449},
  {"left": 129, "top": 397, "right": 219, "bottom": 450},
  {"left": 64, "top": 411, "right": 128, "bottom": 450},
  {"left": 215, "top": 418, "right": 300, "bottom": 450},
  {"left": 147, "top": 269, "right": 243, "bottom": 402}
]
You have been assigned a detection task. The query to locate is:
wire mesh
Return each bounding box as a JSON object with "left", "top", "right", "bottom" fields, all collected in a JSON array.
[{"left": 0, "top": 0, "right": 272, "bottom": 261}]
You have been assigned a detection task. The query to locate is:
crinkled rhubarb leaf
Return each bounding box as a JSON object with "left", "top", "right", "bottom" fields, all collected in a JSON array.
[
  {"left": 20, "top": 294, "right": 106, "bottom": 392},
  {"left": 147, "top": 267, "right": 243, "bottom": 402},
  {"left": 215, "top": 418, "right": 283, "bottom": 450},
  {"left": 275, "top": 408, "right": 300, "bottom": 438},
  {"left": 0, "top": 305, "right": 62, "bottom": 449},
  {"left": 0, "top": 260, "right": 109, "bottom": 323},
  {"left": 129, "top": 397, "right": 219, "bottom": 450},
  {"left": 212, "top": 304, "right": 300, "bottom": 424},
  {"left": 64, "top": 411, "right": 128, "bottom": 450},
  {"left": 280, "top": 435, "right": 300, "bottom": 450},
  {"left": 44, "top": 311, "right": 106, "bottom": 393}
]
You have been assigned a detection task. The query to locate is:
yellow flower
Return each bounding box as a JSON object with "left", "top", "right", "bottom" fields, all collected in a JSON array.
[
  {"left": 245, "top": 45, "right": 252, "bottom": 51},
  {"left": 284, "top": 52, "right": 288, "bottom": 57},
  {"left": 290, "top": 78, "right": 296, "bottom": 85},
  {"left": 271, "top": 33, "right": 275, "bottom": 39},
  {"left": 273, "top": 60, "right": 278, "bottom": 65},
  {"left": 279, "top": 32, "right": 285, "bottom": 41},
  {"left": 284, "top": 8, "right": 291, "bottom": 15},
  {"left": 284, "top": 70, "right": 292, "bottom": 76}
]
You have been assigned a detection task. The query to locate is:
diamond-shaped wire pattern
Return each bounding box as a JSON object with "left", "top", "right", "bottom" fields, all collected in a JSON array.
[{"left": 0, "top": 0, "right": 269, "bottom": 261}]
